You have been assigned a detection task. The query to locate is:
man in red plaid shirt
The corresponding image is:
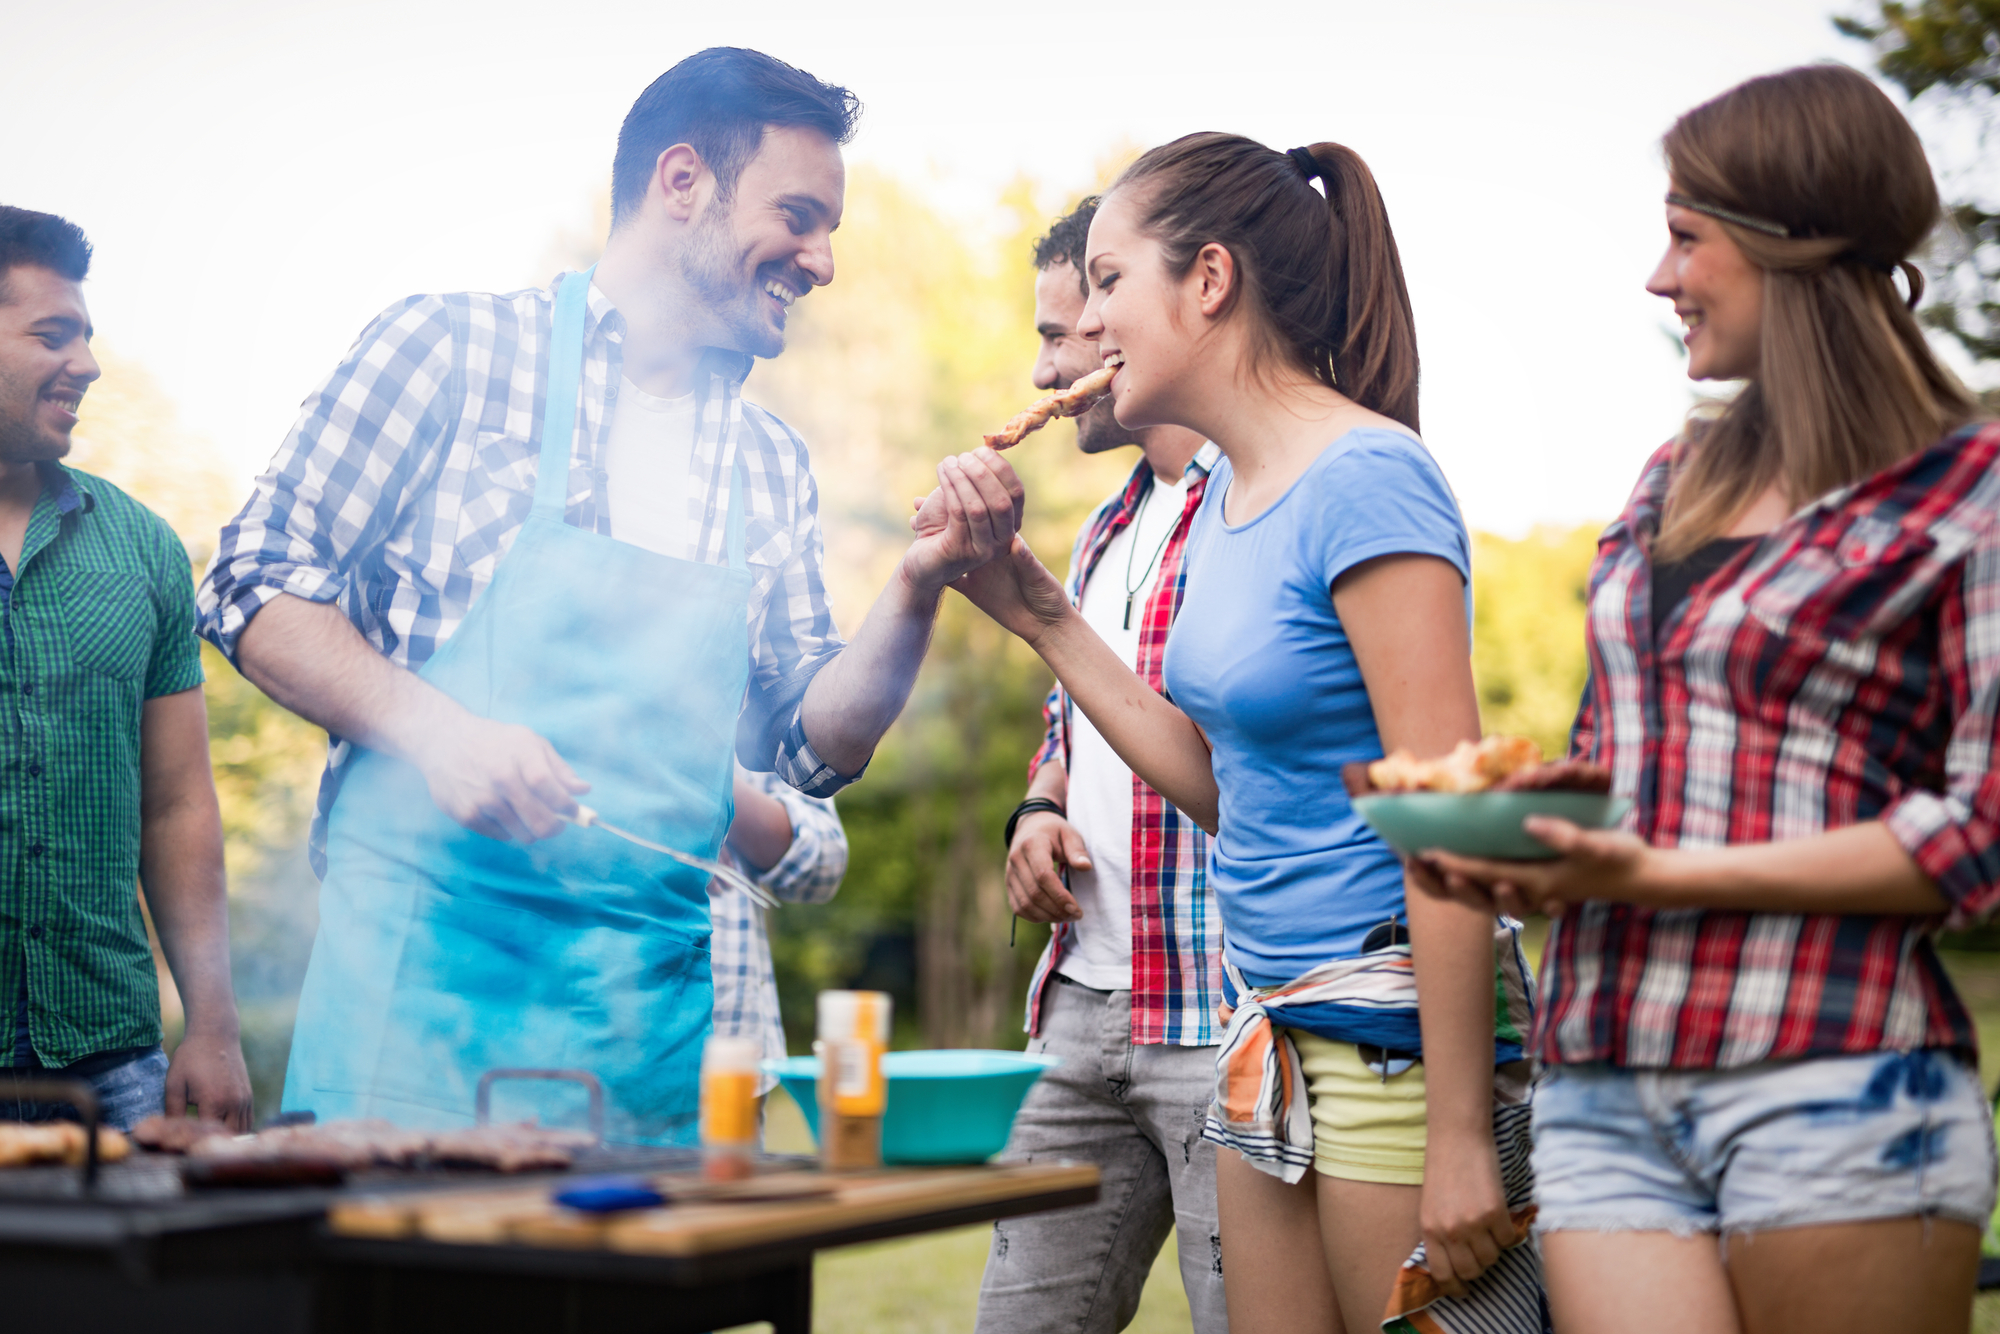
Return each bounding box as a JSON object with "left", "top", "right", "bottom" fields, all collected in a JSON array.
[{"left": 975, "top": 200, "right": 1228, "bottom": 1334}]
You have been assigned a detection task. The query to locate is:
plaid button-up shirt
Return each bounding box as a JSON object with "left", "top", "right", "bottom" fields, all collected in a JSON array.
[
  {"left": 1541, "top": 421, "right": 2000, "bottom": 1070},
  {"left": 197, "top": 275, "right": 853, "bottom": 871},
  {"left": 709, "top": 766, "right": 847, "bottom": 1094},
  {"left": 2, "top": 464, "right": 205, "bottom": 1065},
  {"left": 1023, "top": 444, "right": 1225, "bottom": 1047}
]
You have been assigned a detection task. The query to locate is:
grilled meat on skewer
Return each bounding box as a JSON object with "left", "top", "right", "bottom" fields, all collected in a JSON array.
[{"left": 982, "top": 364, "right": 1119, "bottom": 449}]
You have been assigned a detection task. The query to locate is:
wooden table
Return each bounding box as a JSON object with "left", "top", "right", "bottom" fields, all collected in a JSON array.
[{"left": 312, "top": 1161, "right": 1100, "bottom": 1334}]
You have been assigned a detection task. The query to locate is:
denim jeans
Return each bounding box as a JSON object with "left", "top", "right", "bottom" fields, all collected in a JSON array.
[
  {"left": 6, "top": 983, "right": 168, "bottom": 1131},
  {"left": 975, "top": 975, "right": 1230, "bottom": 1334}
]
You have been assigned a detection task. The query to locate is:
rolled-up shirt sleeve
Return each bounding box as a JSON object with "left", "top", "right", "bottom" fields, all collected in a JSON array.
[
  {"left": 1883, "top": 532, "right": 2000, "bottom": 925},
  {"left": 733, "top": 407, "right": 861, "bottom": 797},
  {"left": 738, "top": 766, "right": 847, "bottom": 905},
  {"left": 196, "top": 295, "right": 455, "bottom": 664}
]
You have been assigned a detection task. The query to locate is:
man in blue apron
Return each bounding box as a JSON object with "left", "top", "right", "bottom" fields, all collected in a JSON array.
[{"left": 195, "top": 48, "right": 1026, "bottom": 1143}]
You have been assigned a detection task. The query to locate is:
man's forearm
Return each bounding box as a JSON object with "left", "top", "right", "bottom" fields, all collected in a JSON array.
[
  {"left": 137, "top": 691, "right": 239, "bottom": 1039},
  {"left": 1025, "top": 756, "right": 1067, "bottom": 807},
  {"left": 141, "top": 803, "right": 239, "bottom": 1040},
  {"left": 236, "top": 592, "right": 467, "bottom": 760},
  {"left": 799, "top": 568, "right": 942, "bottom": 778}
]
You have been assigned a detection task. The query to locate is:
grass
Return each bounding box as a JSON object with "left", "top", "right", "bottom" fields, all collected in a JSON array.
[{"left": 722, "top": 948, "right": 2000, "bottom": 1334}]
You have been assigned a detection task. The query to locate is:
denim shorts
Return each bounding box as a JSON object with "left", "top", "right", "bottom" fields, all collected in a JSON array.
[{"left": 1532, "top": 1050, "right": 1997, "bottom": 1236}]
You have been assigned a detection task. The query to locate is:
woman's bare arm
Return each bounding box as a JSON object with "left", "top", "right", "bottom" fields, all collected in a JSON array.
[
  {"left": 1336, "top": 552, "right": 1513, "bottom": 1297},
  {"left": 1423, "top": 818, "right": 1948, "bottom": 919},
  {"left": 954, "top": 537, "right": 1219, "bottom": 830}
]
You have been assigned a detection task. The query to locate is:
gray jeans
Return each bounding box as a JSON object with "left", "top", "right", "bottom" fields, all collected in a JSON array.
[{"left": 976, "top": 975, "right": 1229, "bottom": 1334}]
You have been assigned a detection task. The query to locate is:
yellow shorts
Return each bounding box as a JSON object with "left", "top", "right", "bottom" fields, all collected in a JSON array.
[{"left": 1289, "top": 1030, "right": 1427, "bottom": 1185}]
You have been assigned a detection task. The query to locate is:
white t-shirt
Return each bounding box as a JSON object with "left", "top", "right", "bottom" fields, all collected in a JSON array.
[
  {"left": 602, "top": 377, "right": 699, "bottom": 559},
  {"left": 1056, "top": 471, "right": 1193, "bottom": 991}
]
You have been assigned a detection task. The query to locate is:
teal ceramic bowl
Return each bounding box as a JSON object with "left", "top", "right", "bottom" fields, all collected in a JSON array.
[
  {"left": 765, "top": 1049, "right": 1061, "bottom": 1165},
  {"left": 1352, "top": 792, "right": 1633, "bottom": 861}
]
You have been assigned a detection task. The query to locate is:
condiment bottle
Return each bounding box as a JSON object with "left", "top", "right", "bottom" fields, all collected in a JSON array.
[
  {"left": 814, "top": 990, "right": 890, "bottom": 1171},
  {"left": 700, "top": 1035, "right": 763, "bottom": 1180}
]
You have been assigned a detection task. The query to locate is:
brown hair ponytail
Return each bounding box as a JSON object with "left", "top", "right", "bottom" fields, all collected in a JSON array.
[
  {"left": 1656, "top": 64, "right": 1979, "bottom": 560},
  {"left": 1111, "top": 133, "right": 1422, "bottom": 432}
]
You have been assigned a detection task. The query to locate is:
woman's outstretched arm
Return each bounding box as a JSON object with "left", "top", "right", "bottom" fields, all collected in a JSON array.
[{"left": 954, "top": 536, "right": 1221, "bottom": 831}]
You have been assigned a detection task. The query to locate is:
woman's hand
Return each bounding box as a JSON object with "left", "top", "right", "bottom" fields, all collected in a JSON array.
[
  {"left": 1413, "top": 817, "right": 1654, "bottom": 918},
  {"left": 1420, "top": 1135, "right": 1518, "bottom": 1298},
  {"left": 898, "top": 449, "right": 1026, "bottom": 596},
  {"left": 951, "top": 535, "right": 1075, "bottom": 646}
]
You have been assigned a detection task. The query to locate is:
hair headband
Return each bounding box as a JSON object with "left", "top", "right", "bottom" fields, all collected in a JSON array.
[
  {"left": 1664, "top": 191, "right": 1791, "bottom": 237},
  {"left": 1287, "top": 146, "right": 1321, "bottom": 182},
  {"left": 1665, "top": 190, "right": 1915, "bottom": 304}
]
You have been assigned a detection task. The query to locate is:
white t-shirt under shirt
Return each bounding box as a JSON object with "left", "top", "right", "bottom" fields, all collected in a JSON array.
[
  {"left": 603, "top": 377, "right": 698, "bottom": 560},
  {"left": 1056, "top": 471, "right": 1193, "bottom": 991}
]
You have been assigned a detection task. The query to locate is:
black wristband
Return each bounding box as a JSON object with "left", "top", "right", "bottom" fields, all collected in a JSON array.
[{"left": 1004, "top": 798, "right": 1067, "bottom": 850}]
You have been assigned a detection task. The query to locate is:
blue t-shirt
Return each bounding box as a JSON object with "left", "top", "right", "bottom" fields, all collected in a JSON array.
[{"left": 1163, "top": 429, "right": 1471, "bottom": 987}]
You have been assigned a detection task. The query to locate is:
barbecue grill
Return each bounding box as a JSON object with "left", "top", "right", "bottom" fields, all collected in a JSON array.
[{"left": 0, "top": 1069, "right": 1099, "bottom": 1334}]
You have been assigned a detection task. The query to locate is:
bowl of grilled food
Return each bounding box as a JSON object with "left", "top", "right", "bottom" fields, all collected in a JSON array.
[{"left": 1346, "top": 735, "right": 1630, "bottom": 862}]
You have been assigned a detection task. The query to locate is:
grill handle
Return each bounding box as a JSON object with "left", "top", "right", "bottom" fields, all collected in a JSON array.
[
  {"left": 4, "top": 1076, "right": 103, "bottom": 1190},
  {"left": 474, "top": 1068, "right": 604, "bottom": 1144}
]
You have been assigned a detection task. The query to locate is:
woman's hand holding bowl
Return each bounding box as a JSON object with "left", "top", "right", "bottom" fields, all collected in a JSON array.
[{"left": 1412, "top": 817, "right": 1656, "bottom": 919}]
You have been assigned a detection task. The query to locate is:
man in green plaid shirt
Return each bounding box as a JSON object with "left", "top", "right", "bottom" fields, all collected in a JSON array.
[{"left": 0, "top": 206, "right": 250, "bottom": 1131}]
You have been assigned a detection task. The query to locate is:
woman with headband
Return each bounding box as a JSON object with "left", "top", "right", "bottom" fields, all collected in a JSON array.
[
  {"left": 1420, "top": 65, "right": 1998, "bottom": 1333},
  {"left": 948, "top": 134, "right": 1544, "bottom": 1333}
]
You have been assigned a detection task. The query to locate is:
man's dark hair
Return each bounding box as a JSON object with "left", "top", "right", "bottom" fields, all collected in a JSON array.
[
  {"left": 0, "top": 206, "right": 91, "bottom": 302},
  {"left": 611, "top": 48, "right": 860, "bottom": 228},
  {"left": 1032, "top": 197, "right": 1100, "bottom": 297}
]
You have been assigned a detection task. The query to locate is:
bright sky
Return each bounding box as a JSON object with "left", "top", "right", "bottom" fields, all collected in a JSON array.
[{"left": 5, "top": 0, "right": 1899, "bottom": 534}]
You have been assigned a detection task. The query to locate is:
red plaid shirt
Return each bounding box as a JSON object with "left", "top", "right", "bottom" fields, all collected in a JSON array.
[
  {"left": 1540, "top": 422, "right": 2000, "bottom": 1069},
  {"left": 1023, "top": 445, "right": 1225, "bottom": 1046}
]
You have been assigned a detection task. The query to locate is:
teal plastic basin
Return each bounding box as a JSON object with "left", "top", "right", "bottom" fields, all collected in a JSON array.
[{"left": 765, "top": 1049, "right": 1061, "bottom": 1165}]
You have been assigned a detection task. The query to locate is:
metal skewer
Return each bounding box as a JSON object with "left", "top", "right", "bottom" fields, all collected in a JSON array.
[{"left": 564, "top": 805, "right": 781, "bottom": 910}]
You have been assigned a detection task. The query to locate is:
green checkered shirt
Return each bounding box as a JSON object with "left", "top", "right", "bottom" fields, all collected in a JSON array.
[{"left": 1, "top": 463, "right": 204, "bottom": 1066}]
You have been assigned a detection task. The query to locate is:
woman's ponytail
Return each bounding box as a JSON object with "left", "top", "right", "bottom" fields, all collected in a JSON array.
[
  {"left": 1304, "top": 143, "right": 1421, "bottom": 433},
  {"left": 1114, "top": 133, "right": 1422, "bottom": 432}
]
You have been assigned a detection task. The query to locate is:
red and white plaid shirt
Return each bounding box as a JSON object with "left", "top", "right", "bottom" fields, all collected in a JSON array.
[
  {"left": 1023, "top": 444, "right": 1225, "bottom": 1046},
  {"left": 1540, "top": 421, "right": 2000, "bottom": 1069}
]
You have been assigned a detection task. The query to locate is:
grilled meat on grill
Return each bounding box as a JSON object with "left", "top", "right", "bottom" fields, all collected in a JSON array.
[
  {"left": 133, "top": 1115, "right": 235, "bottom": 1154},
  {"left": 429, "top": 1123, "right": 596, "bottom": 1172},
  {"left": 0, "top": 1122, "right": 130, "bottom": 1167}
]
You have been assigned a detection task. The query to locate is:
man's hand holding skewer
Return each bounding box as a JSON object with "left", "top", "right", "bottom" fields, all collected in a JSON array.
[{"left": 897, "top": 445, "right": 1026, "bottom": 596}]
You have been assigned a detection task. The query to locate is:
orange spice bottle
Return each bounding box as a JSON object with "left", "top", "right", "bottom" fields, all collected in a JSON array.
[
  {"left": 813, "top": 990, "right": 890, "bottom": 1171},
  {"left": 700, "top": 1035, "right": 763, "bottom": 1180}
]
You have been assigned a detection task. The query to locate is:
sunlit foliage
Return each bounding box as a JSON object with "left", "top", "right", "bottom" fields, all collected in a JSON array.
[{"left": 1470, "top": 526, "right": 1601, "bottom": 761}]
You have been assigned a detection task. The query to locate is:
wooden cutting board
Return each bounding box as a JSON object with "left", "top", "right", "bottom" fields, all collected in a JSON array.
[{"left": 327, "top": 1162, "right": 1098, "bottom": 1255}]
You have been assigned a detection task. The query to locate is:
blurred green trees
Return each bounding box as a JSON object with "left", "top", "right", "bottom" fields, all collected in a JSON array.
[
  {"left": 1840, "top": 1, "right": 2000, "bottom": 372},
  {"left": 1470, "top": 526, "right": 1600, "bottom": 761}
]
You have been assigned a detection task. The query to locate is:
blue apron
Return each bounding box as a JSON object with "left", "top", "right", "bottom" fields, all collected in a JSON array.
[{"left": 282, "top": 270, "right": 750, "bottom": 1144}]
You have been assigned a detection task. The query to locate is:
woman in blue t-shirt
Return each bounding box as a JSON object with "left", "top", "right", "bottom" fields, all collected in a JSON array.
[{"left": 949, "top": 134, "right": 1537, "bottom": 1333}]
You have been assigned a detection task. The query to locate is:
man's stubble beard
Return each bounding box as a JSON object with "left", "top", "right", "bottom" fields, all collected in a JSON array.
[
  {"left": 1073, "top": 396, "right": 1133, "bottom": 455},
  {"left": 0, "top": 365, "right": 69, "bottom": 464},
  {"left": 678, "top": 205, "right": 785, "bottom": 361}
]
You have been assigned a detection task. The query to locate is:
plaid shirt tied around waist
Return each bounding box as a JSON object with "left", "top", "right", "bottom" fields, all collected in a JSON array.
[
  {"left": 1023, "top": 445, "right": 1225, "bottom": 1047},
  {"left": 196, "top": 274, "right": 853, "bottom": 872},
  {"left": 1541, "top": 422, "right": 2000, "bottom": 1070}
]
